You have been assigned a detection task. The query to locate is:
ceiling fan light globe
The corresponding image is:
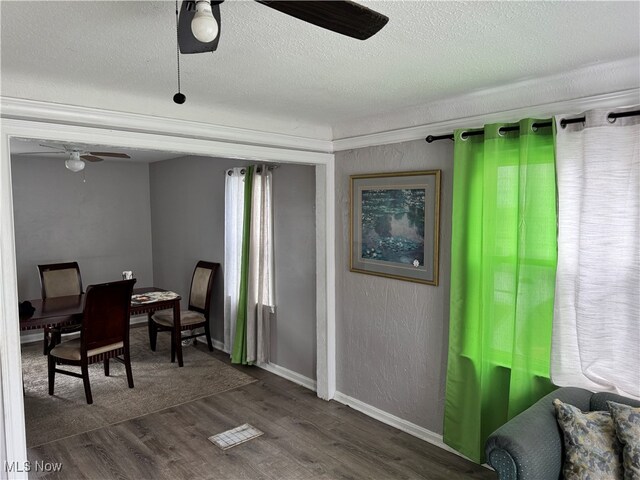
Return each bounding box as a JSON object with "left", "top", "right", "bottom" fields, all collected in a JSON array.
[
  {"left": 191, "top": 1, "right": 218, "bottom": 43},
  {"left": 65, "top": 158, "right": 85, "bottom": 172}
]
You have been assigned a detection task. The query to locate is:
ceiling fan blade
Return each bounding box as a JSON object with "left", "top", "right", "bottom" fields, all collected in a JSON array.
[
  {"left": 178, "top": 1, "right": 222, "bottom": 54},
  {"left": 80, "top": 155, "right": 104, "bottom": 163},
  {"left": 88, "top": 152, "right": 130, "bottom": 158},
  {"left": 255, "top": 0, "right": 388, "bottom": 40},
  {"left": 38, "top": 143, "right": 66, "bottom": 151},
  {"left": 15, "top": 151, "right": 67, "bottom": 155}
]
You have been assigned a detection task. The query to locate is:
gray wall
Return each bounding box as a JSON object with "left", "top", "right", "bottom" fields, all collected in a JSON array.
[
  {"left": 335, "top": 139, "right": 454, "bottom": 433},
  {"left": 11, "top": 156, "right": 154, "bottom": 300},
  {"left": 149, "top": 157, "right": 317, "bottom": 380},
  {"left": 149, "top": 156, "right": 237, "bottom": 342},
  {"left": 272, "top": 165, "right": 317, "bottom": 379}
]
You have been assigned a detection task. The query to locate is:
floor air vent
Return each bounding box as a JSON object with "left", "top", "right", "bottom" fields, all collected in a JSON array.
[{"left": 208, "top": 423, "right": 264, "bottom": 450}]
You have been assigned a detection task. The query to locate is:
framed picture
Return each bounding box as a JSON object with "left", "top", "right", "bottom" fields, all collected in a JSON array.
[{"left": 350, "top": 170, "right": 441, "bottom": 285}]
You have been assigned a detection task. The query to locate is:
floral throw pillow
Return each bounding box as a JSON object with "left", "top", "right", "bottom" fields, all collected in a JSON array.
[
  {"left": 553, "top": 399, "right": 623, "bottom": 480},
  {"left": 608, "top": 401, "right": 640, "bottom": 480}
]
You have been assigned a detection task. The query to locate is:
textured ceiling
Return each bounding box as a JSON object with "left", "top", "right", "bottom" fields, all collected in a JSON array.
[{"left": 1, "top": 1, "right": 639, "bottom": 135}]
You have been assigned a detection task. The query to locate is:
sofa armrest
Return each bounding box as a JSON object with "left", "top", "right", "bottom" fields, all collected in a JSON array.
[{"left": 485, "top": 387, "right": 592, "bottom": 480}]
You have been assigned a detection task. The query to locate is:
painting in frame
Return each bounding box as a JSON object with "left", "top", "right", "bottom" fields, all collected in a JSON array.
[{"left": 350, "top": 170, "right": 441, "bottom": 285}]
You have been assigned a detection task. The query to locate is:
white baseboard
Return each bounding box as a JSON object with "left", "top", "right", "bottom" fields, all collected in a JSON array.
[
  {"left": 257, "top": 361, "right": 317, "bottom": 392},
  {"left": 20, "top": 315, "right": 149, "bottom": 345},
  {"left": 333, "top": 391, "right": 476, "bottom": 464},
  {"left": 197, "top": 340, "right": 317, "bottom": 393},
  {"left": 20, "top": 331, "right": 46, "bottom": 345}
]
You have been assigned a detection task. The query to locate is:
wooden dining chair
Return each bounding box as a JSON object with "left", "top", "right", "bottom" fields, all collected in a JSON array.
[
  {"left": 48, "top": 279, "right": 136, "bottom": 404},
  {"left": 38, "top": 262, "right": 83, "bottom": 355},
  {"left": 149, "top": 261, "right": 219, "bottom": 364}
]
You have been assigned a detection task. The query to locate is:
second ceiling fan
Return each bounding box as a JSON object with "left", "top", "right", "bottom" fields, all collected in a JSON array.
[
  {"left": 18, "top": 143, "right": 131, "bottom": 172},
  {"left": 178, "top": 0, "right": 389, "bottom": 54}
]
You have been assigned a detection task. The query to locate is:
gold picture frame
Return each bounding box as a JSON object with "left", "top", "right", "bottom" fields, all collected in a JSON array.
[{"left": 350, "top": 170, "right": 441, "bottom": 285}]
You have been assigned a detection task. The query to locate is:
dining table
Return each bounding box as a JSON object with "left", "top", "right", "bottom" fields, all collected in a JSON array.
[{"left": 19, "top": 287, "right": 187, "bottom": 367}]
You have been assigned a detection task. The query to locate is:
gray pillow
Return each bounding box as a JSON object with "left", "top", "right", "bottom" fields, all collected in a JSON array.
[
  {"left": 608, "top": 400, "right": 640, "bottom": 480},
  {"left": 553, "top": 399, "right": 623, "bottom": 479}
]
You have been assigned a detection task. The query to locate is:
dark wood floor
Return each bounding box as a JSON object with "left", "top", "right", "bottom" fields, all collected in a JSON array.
[{"left": 28, "top": 345, "right": 496, "bottom": 480}]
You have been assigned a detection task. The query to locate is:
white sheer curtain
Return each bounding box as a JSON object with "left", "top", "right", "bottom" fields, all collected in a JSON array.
[
  {"left": 552, "top": 107, "right": 640, "bottom": 399},
  {"left": 224, "top": 165, "right": 275, "bottom": 363},
  {"left": 246, "top": 167, "right": 275, "bottom": 364},
  {"left": 223, "top": 168, "right": 246, "bottom": 353}
]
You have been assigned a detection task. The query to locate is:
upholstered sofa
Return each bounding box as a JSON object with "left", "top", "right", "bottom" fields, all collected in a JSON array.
[{"left": 485, "top": 386, "right": 640, "bottom": 480}]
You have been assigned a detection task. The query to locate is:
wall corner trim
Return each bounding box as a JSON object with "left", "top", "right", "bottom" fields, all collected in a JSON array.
[{"left": 332, "top": 391, "right": 475, "bottom": 463}]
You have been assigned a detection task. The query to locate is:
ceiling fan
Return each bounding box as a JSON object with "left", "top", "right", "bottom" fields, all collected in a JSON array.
[
  {"left": 17, "top": 144, "right": 130, "bottom": 172},
  {"left": 178, "top": 0, "right": 389, "bottom": 54}
]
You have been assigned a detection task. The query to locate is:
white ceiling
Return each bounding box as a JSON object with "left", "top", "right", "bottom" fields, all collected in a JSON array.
[{"left": 1, "top": 1, "right": 639, "bottom": 138}]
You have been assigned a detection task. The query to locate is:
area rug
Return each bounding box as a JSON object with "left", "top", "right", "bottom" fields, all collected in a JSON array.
[{"left": 22, "top": 327, "right": 256, "bottom": 447}]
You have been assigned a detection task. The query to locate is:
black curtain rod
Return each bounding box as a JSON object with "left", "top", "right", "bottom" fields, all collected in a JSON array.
[
  {"left": 425, "top": 109, "right": 640, "bottom": 143},
  {"left": 226, "top": 165, "right": 278, "bottom": 175}
]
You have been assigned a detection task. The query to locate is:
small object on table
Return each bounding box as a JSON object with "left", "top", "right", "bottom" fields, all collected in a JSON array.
[
  {"left": 131, "top": 291, "right": 179, "bottom": 304},
  {"left": 122, "top": 271, "right": 133, "bottom": 280}
]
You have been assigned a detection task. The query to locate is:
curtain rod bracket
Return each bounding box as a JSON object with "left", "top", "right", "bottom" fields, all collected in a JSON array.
[{"left": 425, "top": 134, "right": 454, "bottom": 143}]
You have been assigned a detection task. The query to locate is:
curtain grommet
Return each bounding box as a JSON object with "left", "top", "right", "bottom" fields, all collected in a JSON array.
[
  {"left": 459, "top": 132, "right": 469, "bottom": 141},
  {"left": 497, "top": 127, "right": 506, "bottom": 137},
  {"left": 607, "top": 114, "right": 617, "bottom": 124}
]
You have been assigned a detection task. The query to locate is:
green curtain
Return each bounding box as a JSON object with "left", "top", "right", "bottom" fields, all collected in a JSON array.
[
  {"left": 443, "top": 119, "right": 558, "bottom": 462},
  {"left": 231, "top": 166, "right": 254, "bottom": 365}
]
